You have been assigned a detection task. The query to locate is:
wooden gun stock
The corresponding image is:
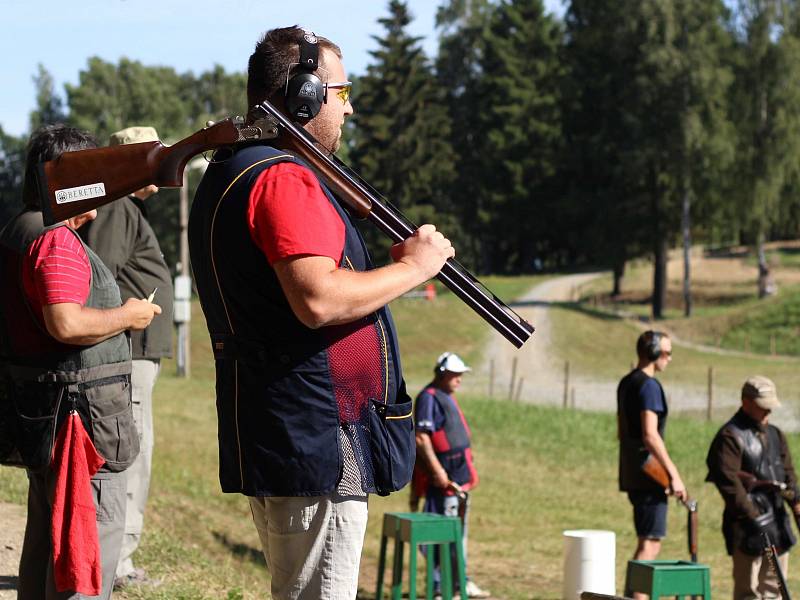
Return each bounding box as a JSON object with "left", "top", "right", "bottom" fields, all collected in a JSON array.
[
  {"left": 642, "top": 454, "right": 671, "bottom": 489},
  {"left": 642, "top": 454, "right": 699, "bottom": 560},
  {"left": 38, "top": 118, "right": 243, "bottom": 225}
]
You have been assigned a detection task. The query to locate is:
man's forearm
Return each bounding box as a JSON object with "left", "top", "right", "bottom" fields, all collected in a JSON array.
[
  {"left": 275, "top": 257, "right": 432, "bottom": 328},
  {"left": 43, "top": 304, "right": 132, "bottom": 345},
  {"left": 416, "top": 432, "right": 449, "bottom": 487}
]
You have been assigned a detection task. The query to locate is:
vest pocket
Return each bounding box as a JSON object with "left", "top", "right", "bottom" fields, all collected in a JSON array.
[
  {"left": 368, "top": 398, "right": 415, "bottom": 496},
  {"left": 0, "top": 385, "right": 23, "bottom": 466},
  {"left": 86, "top": 379, "right": 139, "bottom": 472},
  {"left": 11, "top": 384, "right": 62, "bottom": 470}
]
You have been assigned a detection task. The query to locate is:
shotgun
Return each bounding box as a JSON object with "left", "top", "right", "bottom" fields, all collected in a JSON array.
[
  {"left": 738, "top": 471, "right": 790, "bottom": 496},
  {"left": 737, "top": 471, "right": 800, "bottom": 544},
  {"left": 762, "top": 532, "right": 793, "bottom": 600},
  {"left": 35, "top": 100, "right": 534, "bottom": 348},
  {"left": 641, "top": 454, "right": 699, "bottom": 561}
]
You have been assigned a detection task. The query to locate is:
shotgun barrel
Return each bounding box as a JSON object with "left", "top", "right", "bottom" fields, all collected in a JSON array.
[{"left": 762, "top": 532, "right": 793, "bottom": 600}]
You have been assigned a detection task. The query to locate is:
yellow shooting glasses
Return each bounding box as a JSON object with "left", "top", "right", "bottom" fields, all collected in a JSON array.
[{"left": 326, "top": 81, "right": 352, "bottom": 105}]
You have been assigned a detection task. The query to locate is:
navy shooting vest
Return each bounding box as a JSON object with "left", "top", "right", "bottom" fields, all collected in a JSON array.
[
  {"left": 188, "top": 144, "right": 414, "bottom": 497},
  {"left": 421, "top": 385, "right": 475, "bottom": 487}
]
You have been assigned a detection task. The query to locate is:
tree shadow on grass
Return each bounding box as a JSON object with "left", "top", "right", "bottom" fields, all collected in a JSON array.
[
  {"left": 509, "top": 299, "right": 631, "bottom": 322},
  {"left": 211, "top": 531, "right": 265, "bottom": 567}
]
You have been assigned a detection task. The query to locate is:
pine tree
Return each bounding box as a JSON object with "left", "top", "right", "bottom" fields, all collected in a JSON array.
[
  {"left": 65, "top": 57, "right": 192, "bottom": 142},
  {"left": 476, "top": 0, "right": 564, "bottom": 273},
  {"left": 0, "top": 126, "right": 26, "bottom": 229},
  {"left": 563, "top": 0, "right": 734, "bottom": 316},
  {"left": 728, "top": 0, "right": 800, "bottom": 298},
  {"left": 349, "top": 0, "right": 457, "bottom": 261},
  {"left": 563, "top": 0, "right": 647, "bottom": 294},
  {"left": 434, "top": 0, "right": 494, "bottom": 270},
  {"left": 29, "top": 65, "right": 67, "bottom": 132}
]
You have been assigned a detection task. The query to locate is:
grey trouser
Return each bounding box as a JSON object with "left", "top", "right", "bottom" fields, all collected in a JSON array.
[
  {"left": 248, "top": 493, "right": 369, "bottom": 600},
  {"left": 18, "top": 468, "right": 127, "bottom": 600},
  {"left": 116, "top": 359, "right": 159, "bottom": 578},
  {"left": 423, "top": 491, "right": 471, "bottom": 587},
  {"left": 733, "top": 548, "right": 790, "bottom": 600}
]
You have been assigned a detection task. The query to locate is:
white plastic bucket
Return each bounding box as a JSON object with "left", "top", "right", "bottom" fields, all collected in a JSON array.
[{"left": 562, "top": 529, "right": 616, "bottom": 600}]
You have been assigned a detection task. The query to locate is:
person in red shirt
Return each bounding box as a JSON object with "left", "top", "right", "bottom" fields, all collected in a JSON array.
[
  {"left": 189, "top": 27, "right": 455, "bottom": 600},
  {"left": 0, "top": 124, "right": 161, "bottom": 600}
]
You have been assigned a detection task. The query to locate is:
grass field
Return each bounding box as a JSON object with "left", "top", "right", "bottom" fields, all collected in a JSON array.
[
  {"left": 363, "top": 400, "right": 800, "bottom": 600},
  {"left": 3, "top": 270, "right": 800, "bottom": 598}
]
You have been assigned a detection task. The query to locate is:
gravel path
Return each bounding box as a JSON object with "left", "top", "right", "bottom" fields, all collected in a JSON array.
[
  {"left": 0, "top": 501, "right": 25, "bottom": 598},
  {"left": 460, "top": 272, "right": 800, "bottom": 429},
  {"left": 461, "top": 272, "right": 613, "bottom": 407}
]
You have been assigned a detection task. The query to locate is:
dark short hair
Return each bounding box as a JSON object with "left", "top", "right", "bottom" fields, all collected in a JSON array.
[
  {"left": 22, "top": 124, "right": 98, "bottom": 210},
  {"left": 636, "top": 330, "right": 669, "bottom": 361},
  {"left": 247, "top": 26, "right": 342, "bottom": 110}
]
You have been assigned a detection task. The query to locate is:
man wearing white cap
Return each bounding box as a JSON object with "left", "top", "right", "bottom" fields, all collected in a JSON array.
[
  {"left": 413, "top": 352, "right": 489, "bottom": 599},
  {"left": 80, "top": 126, "right": 174, "bottom": 589},
  {"left": 706, "top": 375, "right": 800, "bottom": 599}
]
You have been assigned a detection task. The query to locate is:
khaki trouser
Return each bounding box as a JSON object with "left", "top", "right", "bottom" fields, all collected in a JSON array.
[
  {"left": 733, "top": 548, "right": 790, "bottom": 600},
  {"left": 18, "top": 468, "right": 126, "bottom": 600},
  {"left": 248, "top": 493, "right": 368, "bottom": 600}
]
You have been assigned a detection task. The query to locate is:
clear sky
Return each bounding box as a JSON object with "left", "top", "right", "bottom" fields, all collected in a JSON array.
[{"left": 0, "top": 0, "right": 565, "bottom": 138}]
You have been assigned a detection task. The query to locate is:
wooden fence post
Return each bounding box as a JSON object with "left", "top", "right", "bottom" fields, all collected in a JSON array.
[
  {"left": 489, "top": 359, "right": 495, "bottom": 399},
  {"left": 707, "top": 366, "right": 714, "bottom": 421},
  {"left": 508, "top": 357, "right": 518, "bottom": 402},
  {"left": 563, "top": 361, "right": 570, "bottom": 409}
]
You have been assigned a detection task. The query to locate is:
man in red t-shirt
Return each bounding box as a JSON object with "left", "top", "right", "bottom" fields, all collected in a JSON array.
[
  {"left": 189, "top": 27, "right": 456, "bottom": 600},
  {"left": 0, "top": 124, "right": 161, "bottom": 600}
]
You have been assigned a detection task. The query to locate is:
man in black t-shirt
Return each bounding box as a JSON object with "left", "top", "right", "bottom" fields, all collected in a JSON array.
[{"left": 617, "top": 330, "right": 686, "bottom": 568}]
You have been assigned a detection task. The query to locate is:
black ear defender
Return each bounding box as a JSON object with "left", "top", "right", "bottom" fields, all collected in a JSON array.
[
  {"left": 285, "top": 31, "right": 326, "bottom": 120},
  {"left": 646, "top": 331, "right": 663, "bottom": 362}
]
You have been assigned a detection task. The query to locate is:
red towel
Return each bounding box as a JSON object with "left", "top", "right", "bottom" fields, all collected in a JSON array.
[{"left": 50, "top": 411, "right": 106, "bottom": 595}]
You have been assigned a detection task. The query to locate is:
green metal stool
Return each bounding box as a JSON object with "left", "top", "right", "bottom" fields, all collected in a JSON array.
[
  {"left": 624, "top": 560, "right": 711, "bottom": 599},
  {"left": 376, "top": 512, "right": 468, "bottom": 600}
]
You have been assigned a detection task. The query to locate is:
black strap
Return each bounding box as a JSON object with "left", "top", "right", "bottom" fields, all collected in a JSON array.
[
  {"left": 2, "top": 360, "right": 131, "bottom": 384},
  {"left": 299, "top": 32, "right": 319, "bottom": 71}
]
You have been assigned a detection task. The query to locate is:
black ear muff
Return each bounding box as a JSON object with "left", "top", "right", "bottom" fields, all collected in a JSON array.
[
  {"left": 285, "top": 31, "right": 325, "bottom": 120},
  {"left": 648, "top": 331, "right": 662, "bottom": 362}
]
